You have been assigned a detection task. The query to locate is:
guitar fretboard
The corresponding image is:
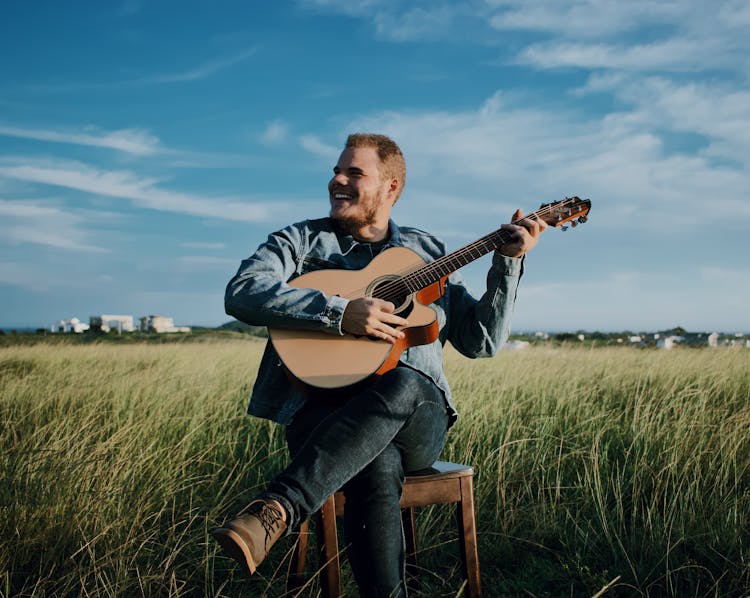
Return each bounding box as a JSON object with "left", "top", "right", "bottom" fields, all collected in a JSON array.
[
  {"left": 399, "top": 227, "right": 514, "bottom": 294},
  {"left": 371, "top": 197, "right": 588, "bottom": 304}
]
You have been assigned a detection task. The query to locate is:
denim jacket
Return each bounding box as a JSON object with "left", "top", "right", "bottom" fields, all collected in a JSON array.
[{"left": 225, "top": 217, "right": 523, "bottom": 427}]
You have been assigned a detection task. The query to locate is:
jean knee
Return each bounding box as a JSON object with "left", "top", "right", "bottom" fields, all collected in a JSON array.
[{"left": 372, "top": 367, "right": 439, "bottom": 412}]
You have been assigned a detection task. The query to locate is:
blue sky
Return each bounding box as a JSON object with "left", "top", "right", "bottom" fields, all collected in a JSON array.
[{"left": 1, "top": 1, "right": 748, "bottom": 332}]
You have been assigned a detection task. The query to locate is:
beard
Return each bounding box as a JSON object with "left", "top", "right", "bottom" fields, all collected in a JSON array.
[{"left": 330, "top": 190, "right": 383, "bottom": 235}]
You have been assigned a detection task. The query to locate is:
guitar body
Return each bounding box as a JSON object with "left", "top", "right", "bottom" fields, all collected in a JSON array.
[{"left": 269, "top": 246, "right": 445, "bottom": 389}]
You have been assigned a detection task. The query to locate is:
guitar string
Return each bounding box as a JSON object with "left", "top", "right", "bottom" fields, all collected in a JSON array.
[{"left": 340, "top": 200, "right": 584, "bottom": 303}]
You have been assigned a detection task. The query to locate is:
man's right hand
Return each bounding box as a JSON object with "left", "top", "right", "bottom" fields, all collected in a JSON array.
[{"left": 341, "top": 297, "right": 409, "bottom": 343}]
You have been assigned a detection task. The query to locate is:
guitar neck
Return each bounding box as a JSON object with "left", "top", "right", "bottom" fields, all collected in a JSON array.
[
  {"left": 376, "top": 196, "right": 590, "bottom": 299},
  {"left": 401, "top": 227, "right": 513, "bottom": 293}
]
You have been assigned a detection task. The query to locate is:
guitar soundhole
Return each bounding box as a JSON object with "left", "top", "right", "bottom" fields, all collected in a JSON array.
[{"left": 369, "top": 276, "right": 413, "bottom": 318}]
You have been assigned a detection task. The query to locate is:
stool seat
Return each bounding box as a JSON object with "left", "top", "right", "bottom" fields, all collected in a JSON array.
[{"left": 287, "top": 460, "right": 481, "bottom": 597}]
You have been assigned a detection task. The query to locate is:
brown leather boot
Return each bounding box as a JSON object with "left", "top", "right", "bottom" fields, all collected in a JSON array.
[{"left": 210, "top": 498, "right": 288, "bottom": 574}]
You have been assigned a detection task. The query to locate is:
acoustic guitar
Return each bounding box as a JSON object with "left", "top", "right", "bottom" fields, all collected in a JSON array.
[{"left": 270, "top": 196, "right": 591, "bottom": 389}]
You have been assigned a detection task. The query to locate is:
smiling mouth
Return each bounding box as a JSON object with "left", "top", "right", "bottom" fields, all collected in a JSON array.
[{"left": 332, "top": 192, "right": 356, "bottom": 201}]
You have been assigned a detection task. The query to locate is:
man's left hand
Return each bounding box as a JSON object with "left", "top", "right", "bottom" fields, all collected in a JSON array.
[{"left": 498, "top": 208, "right": 547, "bottom": 258}]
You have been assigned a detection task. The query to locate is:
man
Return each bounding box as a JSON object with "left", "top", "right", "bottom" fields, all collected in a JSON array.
[{"left": 212, "top": 133, "right": 546, "bottom": 597}]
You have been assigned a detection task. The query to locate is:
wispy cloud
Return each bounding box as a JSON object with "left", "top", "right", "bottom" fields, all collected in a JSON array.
[
  {"left": 0, "top": 199, "right": 107, "bottom": 252},
  {"left": 488, "top": 2, "right": 685, "bottom": 37},
  {"left": 0, "top": 159, "right": 272, "bottom": 222},
  {"left": 297, "top": 0, "right": 472, "bottom": 41},
  {"left": 23, "top": 48, "right": 257, "bottom": 93},
  {"left": 178, "top": 255, "right": 238, "bottom": 267},
  {"left": 303, "top": 0, "right": 749, "bottom": 76},
  {"left": 347, "top": 86, "right": 750, "bottom": 229},
  {"left": 144, "top": 47, "right": 257, "bottom": 83},
  {"left": 516, "top": 39, "right": 718, "bottom": 72},
  {"left": 0, "top": 261, "right": 51, "bottom": 292},
  {"left": 261, "top": 119, "right": 290, "bottom": 145},
  {"left": 179, "top": 241, "right": 226, "bottom": 250},
  {"left": 299, "top": 135, "right": 338, "bottom": 159},
  {"left": 0, "top": 125, "right": 161, "bottom": 156}
]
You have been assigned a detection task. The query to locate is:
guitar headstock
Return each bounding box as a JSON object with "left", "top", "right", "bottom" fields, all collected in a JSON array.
[{"left": 536, "top": 196, "right": 591, "bottom": 230}]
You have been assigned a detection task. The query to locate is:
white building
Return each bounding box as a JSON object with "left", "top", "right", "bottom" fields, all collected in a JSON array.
[
  {"left": 52, "top": 317, "right": 89, "bottom": 333},
  {"left": 90, "top": 314, "right": 135, "bottom": 333},
  {"left": 139, "top": 315, "right": 190, "bottom": 333},
  {"left": 657, "top": 336, "right": 678, "bottom": 349},
  {"left": 707, "top": 332, "right": 719, "bottom": 348}
]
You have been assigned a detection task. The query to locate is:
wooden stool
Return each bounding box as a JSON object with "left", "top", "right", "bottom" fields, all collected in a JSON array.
[{"left": 287, "top": 461, "right": 481, "bottom": 597}]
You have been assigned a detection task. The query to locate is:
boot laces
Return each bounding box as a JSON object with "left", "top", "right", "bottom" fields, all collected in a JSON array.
[{"left": 247, "top": 501, "right": 284, "bottom": 545}]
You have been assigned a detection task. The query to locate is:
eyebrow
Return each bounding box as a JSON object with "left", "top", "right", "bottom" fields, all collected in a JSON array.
[{"left": 333, "top": 166, "right": 365, "bottom": 175}]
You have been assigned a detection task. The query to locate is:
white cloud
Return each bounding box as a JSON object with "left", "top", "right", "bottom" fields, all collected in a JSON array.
[
  {"left": 0, "top": 159, "right": 272, "bottom": 223},
  {"left": 261, "top": 119, "right": 290, "bottom": 145},
  {"left": 148, "top": 48, "right": 257, "bottom": 83},
  {"left": 299, "top": 135, "right": 338, "bottom": 159},
  {"left": 302, "top": 0, "right": 749, "bottom": 76},
  {"left": 0, "top": 199, "right": 106, "bottom": 252},
  {"left": 0, "top": 261, "right": 51, "bottom": 292},
  {"left": 488, "top": 1, "right": 685, "bottom": 37},
  {"left": 516, "top": 39, "right": 717, "bottom": 72},
  {"left": 179, "top": 242, "right": 226, "bottom": 250},
  {"left": 513, "top": 268, "right": 732, "bottom": 332},
  {"left": 346, "top": 87, "right": 750, "bottom": 230},
  {"left": 297, "top": 0, "right": 475, "bottom": 42},
  {"left": 0, "top": 125, "right": 161, "bottom": 156},
  {"left": 178, "top": 255, "right": 238, "bottom": 268},
  {"left": 23, "top": 48, "right": 257, "bottom": 93}
]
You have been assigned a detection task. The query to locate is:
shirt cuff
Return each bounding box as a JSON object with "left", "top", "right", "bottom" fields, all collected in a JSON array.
[
  {"left": 492, "top": 252, "right": 525, "bottom": 277},
  {"left": 321, "top": 294, "right": 349, "bottom": 335}
]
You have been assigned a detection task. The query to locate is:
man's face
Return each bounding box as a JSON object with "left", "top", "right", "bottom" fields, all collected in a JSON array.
[{"left": 328, "top": 146, "right": 395, "bottom": 233}]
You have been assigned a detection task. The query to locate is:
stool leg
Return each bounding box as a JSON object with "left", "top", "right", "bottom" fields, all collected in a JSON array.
[
  {"left": 317, "top": 495, "right": 341, "bottom": 598},
  {"left": 287, "top": 520, "right": 309, "bottom": 594},
  {"left": 402, "top": 506, "right": 420, "bottom": 595},
  {"left": 457, "top": 476, "right": 482, "bottom": 598}
]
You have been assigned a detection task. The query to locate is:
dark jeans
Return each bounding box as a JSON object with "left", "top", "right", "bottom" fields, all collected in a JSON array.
[{"left": 264, "top": 366, "right": 449, "bottom": 598}]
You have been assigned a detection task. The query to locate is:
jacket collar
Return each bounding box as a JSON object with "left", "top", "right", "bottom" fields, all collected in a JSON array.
[{"left": 335, "top": 218, "right": 402, "bottom": 255}]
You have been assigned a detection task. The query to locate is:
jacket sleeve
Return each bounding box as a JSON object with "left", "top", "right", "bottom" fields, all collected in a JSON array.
[
  {"left": 224, "top": 224, "right": 349, "bottom": 334},
  {"left": 443, "top": 252, "right": 524, "bottom": 358}
]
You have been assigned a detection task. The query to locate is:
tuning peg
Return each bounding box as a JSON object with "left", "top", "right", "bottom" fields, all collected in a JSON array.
[
  {"left": 561, "top": 225, "right": 569, "bottom": 231},
  {"left": 578, "top": 216, "right": 587, "bottom": 224},
  {"left": 571, "top": 221, "right": 578, "bottom": 228}
]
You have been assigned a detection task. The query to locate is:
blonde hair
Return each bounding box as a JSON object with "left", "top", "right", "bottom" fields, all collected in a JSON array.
[{"left": 345, "top": 133, "right": 406, "bottom": 200}]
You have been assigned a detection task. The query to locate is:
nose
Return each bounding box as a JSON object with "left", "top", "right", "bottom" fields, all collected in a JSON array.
[{"left": 332, "top": 172, "right": 348, "bottom": 186}]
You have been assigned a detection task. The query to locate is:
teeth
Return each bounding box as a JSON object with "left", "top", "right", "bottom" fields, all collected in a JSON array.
[{"left": 334, "top": 193, "right": 351, "bottom": 199}]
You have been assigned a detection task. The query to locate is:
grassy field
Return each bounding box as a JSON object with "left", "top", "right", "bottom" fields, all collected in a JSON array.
[{"left": 1, "top": 339, "right": 748, "bottom": 597}]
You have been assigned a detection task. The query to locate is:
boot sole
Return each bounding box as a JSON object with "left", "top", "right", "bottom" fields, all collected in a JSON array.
[{"left": 210, "top": 527, "right": 257, "bottom": 574}]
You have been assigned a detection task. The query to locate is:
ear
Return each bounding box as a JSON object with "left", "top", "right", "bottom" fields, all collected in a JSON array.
[{"left": 387, "top": 177, "right": 400, "bottom": 205}]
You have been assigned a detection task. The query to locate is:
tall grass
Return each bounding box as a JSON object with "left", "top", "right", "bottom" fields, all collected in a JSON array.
[{"left": 1, "top": 340, "right": 748, "bottom": 596}]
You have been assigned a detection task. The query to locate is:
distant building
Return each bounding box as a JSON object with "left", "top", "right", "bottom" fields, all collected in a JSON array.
[
  {"left": 657, "top": 336, "right": 679, "bottom": 349},
  {"left": 139, "top": 315, "right": 190, "bottom": 333},
  {"left": 90, "top": 314, "right": 134, "bottom": 333},
  {"left": 52, "top": 317, "right": 89, "bottom": 333},
  {"left": 708, "top": 332, "right": 719, "bottom": 348}
]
